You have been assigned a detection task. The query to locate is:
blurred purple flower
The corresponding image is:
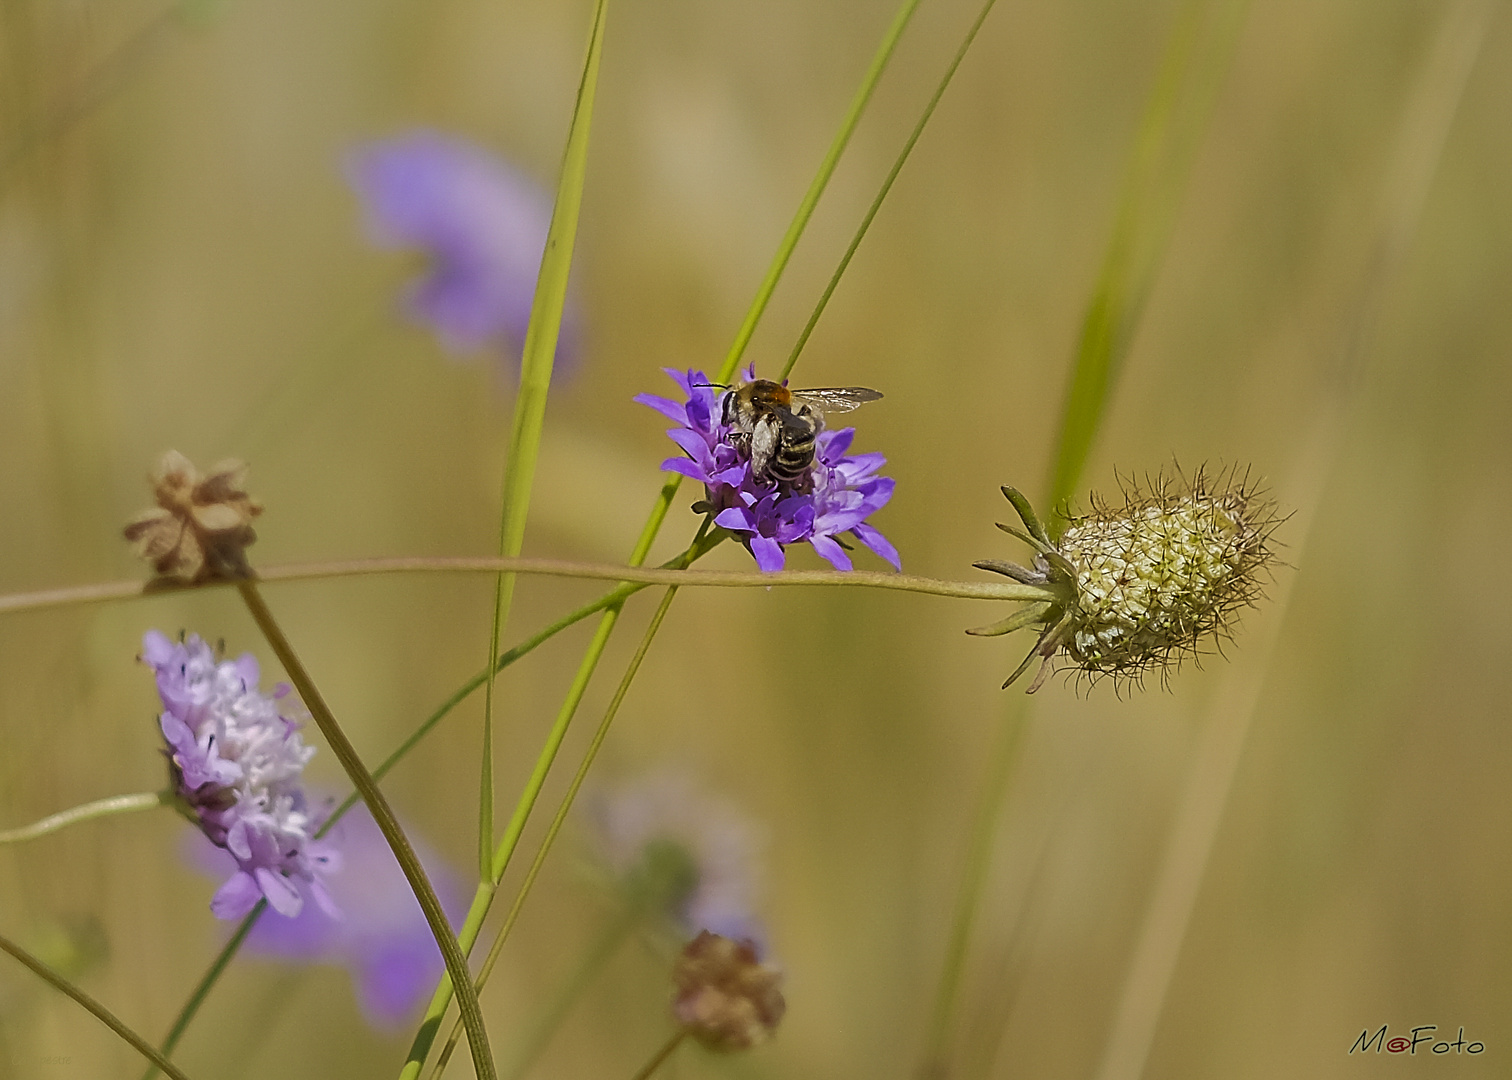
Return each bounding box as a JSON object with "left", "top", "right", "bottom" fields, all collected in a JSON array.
[
  {"left": 142, "top": 631, "right": 337, "bottom": 921},
  {"left": 636, "top": 367, "right": 900, "bottom": 572},
  {"left": 190, "top": 801, "right": 467, "bottom": 1029},
  {"left": 346, "top": 129, "right": 578, "bottom": 367},
  {"left": 586, "top": 773, "right": 765, "bottom": 949}
]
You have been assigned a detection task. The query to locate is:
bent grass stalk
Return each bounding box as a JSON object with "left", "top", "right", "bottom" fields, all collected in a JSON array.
[
  {"left": 0, "top": 930, "right": 195, "bottom": 1080},
  {"left": 0, "top": 791, "right": 169, "bottom": 845},
  {"left": 627, "top": 1030, "right": 687, "bottom": 1080},
  {"left": 236, "top": 580, "right": 497, "bottom": 1080}
]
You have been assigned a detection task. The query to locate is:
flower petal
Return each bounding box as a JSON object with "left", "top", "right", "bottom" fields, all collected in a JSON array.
[
  {"left": 851, "top": 522, "right": 901, "bottom": 570},
  {"left": 750, "top": 536, "right": 786, "bottom": 572},
  {"left": 809, "top": 534, "right": 854, "bottom": 571},
  {"left": 210, "top": 870, "right": 264, "bottom": 920}
]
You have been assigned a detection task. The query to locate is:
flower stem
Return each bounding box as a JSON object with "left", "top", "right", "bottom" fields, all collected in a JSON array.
[
  {"left": 0, "top": 929, "right": 195, "bottom": 1080},
  {"left": 432, "top": 906, "right": 640, "bottom": 1080},
  {"left": 235, "top": 579, "right": 496, "bottom": 1080},
  {"left": 918, "top": 699, "right": 1027, "bottom": 1075},
  {"left": 397, "top": 539, "right": 724, "bottom": 1079},
  {"left": 722, "top": 0, "right": 922, "bottom": 384},
  {"left": 147, "top": 544, "right": 716, "bottom": 1079},
  {"left": 426, "top": 580, "right": 689, "bottom": 1079},
  {"left": 0, "top": 791, "right": 169, "bottom": 845},
  {"left": 627, "top": 1031, "right": 687, "bottom": 1080},
  {"left": 139, "top": 903, "right": 263, "bottom": 1080},
  {"left": 782, "top": 0, "right": 1001, "bottom": 381},
  {"left": 1, "top": 558, "right": 1054, "bottom": 617},
  {"left": 482, "top": 0, "right": 610, "bottom": 885}
]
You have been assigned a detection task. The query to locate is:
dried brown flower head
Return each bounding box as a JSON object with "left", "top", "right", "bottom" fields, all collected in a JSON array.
[
  {"left": 123, "top": 451, "right": 262, "bottom": 583},
  {"left": 671, "top": 930, "right": 785, "bottom": 1052}
]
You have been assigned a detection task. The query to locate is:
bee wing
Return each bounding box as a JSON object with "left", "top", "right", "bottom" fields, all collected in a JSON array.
[
  {"left": 788, "top": 387, "right": 883, "bottom": 414},
  {"left": 749, "top": 413, "right": 781, "bottom": 479}
]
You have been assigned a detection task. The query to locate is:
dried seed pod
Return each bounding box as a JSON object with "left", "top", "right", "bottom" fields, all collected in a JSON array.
[
  {"left": 123, "top": 451, "right": 262, "bottom": 584},
  {"left": 671, "top": 930, "right": 785, "bottom": 1052}
]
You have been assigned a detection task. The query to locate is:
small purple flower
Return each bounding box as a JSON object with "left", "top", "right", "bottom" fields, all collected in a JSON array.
[
  {"left": 587, "top": 773, "right": 764, "bottom": 949},
  {"left": 143, "top": 631, "right": 337, "bottom": 921},
  {"left": 190, "top": 803, "right": 467, "bottom": 1029},
  {"left": 635, "top": 367, "right": 901, "bottom": 572},
  {"left": 346, "top": 129, "right": 577, "bottom": 366}
]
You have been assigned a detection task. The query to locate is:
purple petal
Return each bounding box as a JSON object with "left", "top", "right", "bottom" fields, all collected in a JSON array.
[
  {"left": 851, "top": 522, "right": 902, "bottom": 570},
  {"left": 255, "top": 867, "right": 305, "bottom": 917},
  {"left": 809, "top": 534, "right": 854, "bottom": 571},
  {"left": 663, "top": 458, "right": 713, "bottom": 482},
  {"left": 750, "top": 536, "right": 786, "bottom": 572},
  {"left": 141, "top": 630, "right": 176, "bottom": 667},
  {"left": 634, "top": 393, "right": 689, "bottom": 425},
  {"left": 715, "top": 506, "right": 755, "bottom": 533},
  {"left": 820, "top": 427, "right": 855, "bottom": 461},
  {"left": 210, "top": 871, "right": 264, "bottom": 920},
  {"left": 666, "top": 427, "right": 714, "bottom": 461}
]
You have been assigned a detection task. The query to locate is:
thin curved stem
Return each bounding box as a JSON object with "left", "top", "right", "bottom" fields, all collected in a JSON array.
[
  {"left": 428, "top": 582, "right": 686, "bottom": 1079},
  {"left": 236, "top": 581, "right": 496, "bottom": 1080},
  {"left": 627, "top": 1031, "right": 687, "bottom": 1080},
  {"left": 0, "top": 791, "right": 169, "bottom": 845},
  {"left": 144, "top": 543, "right": 717, "bottom": 1076},
  {"left": 0, "top": 930, "right": 195, "bottom": 1080},
  {"left": 0, "top": 557, "right": 1052, "bottom": 617}
]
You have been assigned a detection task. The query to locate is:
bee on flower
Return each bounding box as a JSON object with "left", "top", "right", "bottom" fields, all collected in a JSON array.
[{"left": 636, "top": 366, "right": 899, "bottom": 572}]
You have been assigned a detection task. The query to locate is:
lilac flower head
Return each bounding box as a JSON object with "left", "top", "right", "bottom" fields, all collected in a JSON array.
[
  {"left": 347, "top": 129, "right": 577, "bottom": 366},
  {"left": 587, "top": 773, "right": 765, "bottom": 949},
  {"left": 142, "top": 631, "right": 338, "bottom": 922},
  {"left": 635, "top": 366, "right": 901, "bottom": 572},
  {"left": 190, "top": 802, "right": 467, "bottom": 1029}
]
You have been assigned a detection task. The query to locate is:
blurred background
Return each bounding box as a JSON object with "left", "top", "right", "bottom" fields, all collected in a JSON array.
[{"left": 2, "top": 0, "right": 1511, "bottom": 1077}]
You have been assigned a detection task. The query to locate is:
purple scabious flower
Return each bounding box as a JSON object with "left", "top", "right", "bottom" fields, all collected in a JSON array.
[
  {"left": 142, "top": 631, "right": 338, "bottom": 922},
  {"left": 346, "top": 129, "right": 577, "bottom": 366},
  {"left": 587, "top": 773, "right": 765, "bottom": 950},
  {"left": 635, "top": 367, "right": 901, "bottom": 572},
  {"left": 190, "top": 803, "right": 467, "bottom": 1029}
]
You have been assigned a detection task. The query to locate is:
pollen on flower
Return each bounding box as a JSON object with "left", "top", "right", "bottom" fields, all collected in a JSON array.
[
  {"left": 671, "top": 930, "right": 786, "bottom": 1052},
  {"left": 972, "top": 466, "right": 1283, "bottom": 692},
  {"left": 123, "top": 451, "right": 262, "bottom": 584}
]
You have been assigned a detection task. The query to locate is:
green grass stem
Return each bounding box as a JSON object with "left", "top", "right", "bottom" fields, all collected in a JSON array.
[
  {"left": 0, "top": 791, "right": 168, "bottom": 845},
  {"left": 428, "top": 581, "right": 688, "bottom": 1079},
  {"left": 782, "top": 0, "right": 1000, "bottom": 381},
  {"left": 0, "top": 930, "right": 195, "bottom": 1080},
  {"left": 481, "top": 0, "right": 610, "bottom": 880},
  {"left": 1045, "top": 0, "right": 1251, "bottom": 525},
  {"left": 236, "top": 581, "right": 496, "bottom": 1080}
]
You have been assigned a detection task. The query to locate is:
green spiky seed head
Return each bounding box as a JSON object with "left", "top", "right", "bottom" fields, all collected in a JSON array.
[
  {"left": 972, "top": 467, "right": 1283, "bottom": 692},
  {"left": 1057, "top": 469, "right": 1278, "bottom": 680}
]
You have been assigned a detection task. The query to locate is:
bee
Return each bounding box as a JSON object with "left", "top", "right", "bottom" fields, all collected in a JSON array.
[{"left": 718, "top": 379, "right": 883, "bottom": 487}]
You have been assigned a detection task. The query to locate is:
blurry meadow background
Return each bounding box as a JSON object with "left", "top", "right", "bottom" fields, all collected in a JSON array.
[{"left": 3, "top": 0, "right": 1512, "bottom": 1077}]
